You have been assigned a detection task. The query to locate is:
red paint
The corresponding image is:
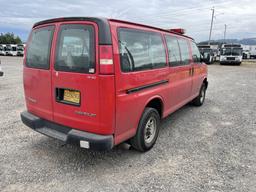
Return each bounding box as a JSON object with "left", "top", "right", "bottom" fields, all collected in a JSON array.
[{"left": 23, "top": 18, "right": 207, "bottom": 146}]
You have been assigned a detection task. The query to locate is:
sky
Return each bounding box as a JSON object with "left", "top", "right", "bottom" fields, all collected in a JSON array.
[{"left": 0, "top": 0, "right": 255, "bottom": 42}]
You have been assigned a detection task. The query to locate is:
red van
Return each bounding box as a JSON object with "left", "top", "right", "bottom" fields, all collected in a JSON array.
[{"left": 21, "top": 17, "right": 208, "bottom": 152}]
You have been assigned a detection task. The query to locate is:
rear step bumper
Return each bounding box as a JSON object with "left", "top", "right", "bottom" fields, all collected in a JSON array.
[{"left": 20, "top": 111, "right": 114, "bottom": 151}]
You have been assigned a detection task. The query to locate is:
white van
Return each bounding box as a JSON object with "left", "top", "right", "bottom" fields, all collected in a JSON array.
[
  {"left": 5, "top": 44, "right": 18, "bottom": 56},
  {"left": 0, "top": 44, "right": 6, "bottom": 56},
  {"left": 17, "top": 44, "right": 25, "bottom": 56}
]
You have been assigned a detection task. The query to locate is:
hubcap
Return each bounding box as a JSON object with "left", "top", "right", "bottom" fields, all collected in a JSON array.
[{"left": 144, "top": 117, "right": 156, "bottom": 144}]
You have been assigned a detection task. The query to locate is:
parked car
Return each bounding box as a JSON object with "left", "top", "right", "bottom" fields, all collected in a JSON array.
[
  {"left": 5, "top": 44, "right": 18, "bottom": 56},
  {"left": 250, "top": 47, "right": 256, "bottom": 59},
  {"left": 198, "top": 45, "right": 217, "bottom": 64},
  {"left": 17, "top": 44, "right": 25, "bottom": 56},
  {"left": 0, "top": 59, "right": 3, "bottom": 76},
  {"left": 0, "top": 44, "right": 6, "bottom": 56},
  {"left": 243, "top": 50, "right": 250, "bottom": 59},
  {"left": 21, "top": 17, "right": 208, "bottom": 152}
]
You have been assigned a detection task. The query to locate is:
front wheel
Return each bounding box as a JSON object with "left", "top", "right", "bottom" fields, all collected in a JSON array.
[
  {"left": 192, "top": 83, "right": 206, "bottom": 106},
  {"left": 130, "top": 107, "right": 160, "bottom": 152}
]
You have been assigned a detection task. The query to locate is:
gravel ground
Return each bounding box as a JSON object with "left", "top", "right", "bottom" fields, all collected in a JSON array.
[{"left": 0, "top": 56, "right": 256, "bottom": 192}]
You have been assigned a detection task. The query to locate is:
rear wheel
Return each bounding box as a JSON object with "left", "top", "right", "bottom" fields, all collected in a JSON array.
[
  {"left": 130, "top": 107, "right": 160, "bottom": 152},
  {"left": 192, "top": 83, "right": 206, "bottom": 106}
]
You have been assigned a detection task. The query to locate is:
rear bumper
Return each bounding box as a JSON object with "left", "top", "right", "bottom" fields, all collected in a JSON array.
[{"left": 20, "top": 111, "right": 114, "bottom": 151}]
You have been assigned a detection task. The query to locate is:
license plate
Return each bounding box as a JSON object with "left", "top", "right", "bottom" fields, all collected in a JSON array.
[{"left": 63, "top": 90, "right": 80, "bottom": 104}]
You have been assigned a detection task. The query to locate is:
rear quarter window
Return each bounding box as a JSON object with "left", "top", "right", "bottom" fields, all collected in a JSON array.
[
  {"left": 165, "top": 35, "right": 181, "bottom": 66},
  {"left": 178, "top": 38, "right": 190, "bottom": 65},
  {"left": 55, "top": 24, "right": 95, "bottom": 74},
  {"left": 26, "top": 26, "right": 54, "bottom": 69},
  {"left": 191, "top": 42, "right": 201, "bottom": 63},
  {"left": 118, "top": 28, "right": 166, "bottom": 72}
]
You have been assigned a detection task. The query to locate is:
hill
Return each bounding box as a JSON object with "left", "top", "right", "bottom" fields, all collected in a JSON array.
[{"left": 199, "top": 38, "right": 256, "bottom": 45}]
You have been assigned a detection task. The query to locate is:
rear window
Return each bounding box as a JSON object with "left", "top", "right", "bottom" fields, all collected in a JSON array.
[
  {"left": 55, "top": 24, "right": 95, "bottom": 73},
  {"left": 26, "top": 26, "right": 54, "bottom": 69},
  {"left": 118, "top": 28, "right": 166, "bottom": 72}
]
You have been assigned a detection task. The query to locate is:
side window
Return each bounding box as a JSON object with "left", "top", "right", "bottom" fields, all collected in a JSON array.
[
  {"left": 178, "top": 38, "right": 190, "bottom": 65},
  {"left": 55, "top": 24, "right": 95, "bottom": 73},
  {"left": 165, "top": 35, "right": 181, "bottom": 66},
  {"left": 191, "top": 42, "right": 201, "bottom": 63},
  {"left": 118, "top": 28, "right": 166, "bottom": 72},
  {"left": 26, "top": 26, "right": 54, "bottom": 69}
]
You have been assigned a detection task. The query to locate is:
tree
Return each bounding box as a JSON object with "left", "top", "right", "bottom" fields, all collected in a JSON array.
[{"left": 0, "top": 33, "right": 22, "bottom": 44}]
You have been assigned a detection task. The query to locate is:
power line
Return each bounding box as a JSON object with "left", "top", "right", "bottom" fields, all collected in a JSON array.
[{"left": 133, "top": 1, "right": 233, "bottom": 18}]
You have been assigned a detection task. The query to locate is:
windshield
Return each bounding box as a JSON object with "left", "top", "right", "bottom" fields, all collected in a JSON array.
[
  {"left": 17, "top": 46, "right": 24, "bottom": 51},
  {"left": 232, "top": 48, "right": 242, "bottom": 56},
  {"left": 221, "top": 48, "right": 242, "bottom": 56},
  {"left": 202, "top": 48, "right": 211, "bottom": 53},
  {"left": 6, "top": 46, "right": 11, "bottom": 51}
]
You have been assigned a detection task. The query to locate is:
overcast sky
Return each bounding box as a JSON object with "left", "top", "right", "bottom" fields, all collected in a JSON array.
[{"left": 0, "top": 0, "right": 255, "bottom": 42}]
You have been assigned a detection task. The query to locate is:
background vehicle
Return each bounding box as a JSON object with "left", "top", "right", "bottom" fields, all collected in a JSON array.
[
  {"left": 198, "top": 45, "right": 216, "bottom": 64},
  {"left": 0, "top": 59, "right": 3, "bottom": 76},
  {"left": 220, "top": 44, "right": 243, "bottom": 65},
  {"left": 17, "top": 44, "right": 25, "bottom": 56},
  {"left": 21, "top": 17, "right": 208, "bottom": 152},
  {"left": 5, "top": 44, "right": 18, "bottom": 56},
  {"left": 250, "top": 47, "right": 256, "bottom": 59},
  {"left": 243, "top": 50, "right": 250, "bottom": 59},
  {"left": 0, "top": 44, "right": 6, "bottom": 56}
]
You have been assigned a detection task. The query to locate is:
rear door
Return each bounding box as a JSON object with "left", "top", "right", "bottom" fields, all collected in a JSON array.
[
  {"left": 24, "top": 25, "right": 55, "bottom": 121},
  {"left": 52, "top": 22, "right": 101, "bottom": 133},
  {"left": 165, "top": 35, "right": 193, "bottom": 111}
]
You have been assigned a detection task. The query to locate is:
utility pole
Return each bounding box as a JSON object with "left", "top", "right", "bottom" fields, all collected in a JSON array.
[
  {"left": 208, "top": 7, "right": 215, "bottom": 45},
  {"left": 224, "top": 24, "right": 227, "bottom": 42}
]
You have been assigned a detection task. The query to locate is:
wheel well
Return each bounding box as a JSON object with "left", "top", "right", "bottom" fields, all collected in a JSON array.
[
  {"left": 203, "top": 78, "right": 208, "bottom": 89},
  {"left": 146, "top": 98, "right": 163, "bottom": 118}
]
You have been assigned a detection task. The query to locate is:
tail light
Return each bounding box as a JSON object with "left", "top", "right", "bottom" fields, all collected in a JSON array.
[{"left": 99, "top": 45, "right": 114, "bottom": 74}]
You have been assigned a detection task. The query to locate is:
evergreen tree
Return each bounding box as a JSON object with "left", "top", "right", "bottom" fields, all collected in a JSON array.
[{"left": 0, "top": 33, "right": 22, "bottom": 44}]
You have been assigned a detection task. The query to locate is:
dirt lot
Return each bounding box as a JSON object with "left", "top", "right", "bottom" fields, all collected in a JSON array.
[{"left": 0, "top": 56, "right": 256, "bottom": 192}]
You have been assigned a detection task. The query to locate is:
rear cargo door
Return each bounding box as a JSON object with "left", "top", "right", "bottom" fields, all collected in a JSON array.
[
  {"left": 23, "top": 25, "right": 55, "bottom": 121},
  {"left": 52, "top": 22, "right": 100, "bottom": 133}
]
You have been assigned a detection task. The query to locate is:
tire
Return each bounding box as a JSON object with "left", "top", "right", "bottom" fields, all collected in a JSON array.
[
  {"left": 130, "top": 107, "right": 160, "bottom": 152},
  {"left": 192, "top": 83, "right": 206, "bottom": 106},
  {"left": 210, "top": 57, "right": 213, "bottom": 64}
]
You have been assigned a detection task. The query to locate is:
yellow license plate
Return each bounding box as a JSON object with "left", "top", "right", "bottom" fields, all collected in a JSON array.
[{"left": 63, "top": 90, "right": 80, "bottom": 104}]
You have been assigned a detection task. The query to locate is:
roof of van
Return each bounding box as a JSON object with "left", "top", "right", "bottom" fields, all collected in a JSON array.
[
  {"left": 33, "top": 17, "right": 193, "bottom": 44},
  {"left": 109, "top": 18, "right": 193, "bottom": 40}
]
